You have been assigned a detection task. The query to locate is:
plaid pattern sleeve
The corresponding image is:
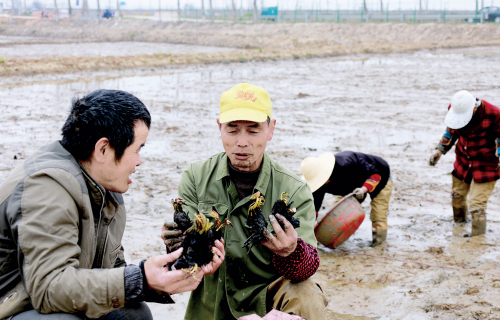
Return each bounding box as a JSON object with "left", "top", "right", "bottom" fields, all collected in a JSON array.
[
  {"left": 272, "top": 238, "right": 320, "bottom": 281},
  {"left": 362, "top": 174, "right": 381, "bottom": 193},
  {"left": 437, "top": 128, "right": 459, "bottom": 154},
  {"left": 453, "top": 100, "right": 500, "bottom": 183}
]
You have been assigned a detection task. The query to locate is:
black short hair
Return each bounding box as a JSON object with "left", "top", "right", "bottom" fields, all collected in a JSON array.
[{"left": 61, "top": 89, "right": 151, "bottom": 162}]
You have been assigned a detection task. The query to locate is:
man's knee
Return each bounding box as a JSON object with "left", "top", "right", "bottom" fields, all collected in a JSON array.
[
  {"left": 451, "top": 176, "right": 469, "bottom": 207},
  {"left": 12, "top": 310, "right": 83, "bottom": 320},
  {"left": 268, "top": 277, "right": 328, "bottom": 320},
  {"left": 12, "top": 303, "right": 153, "bottom": 320},
  {"left": 101, "top": 302, "right": 152, "bottom": 320},
  {"left": 469, "top": 181, "right": 496, "bottom": 211}
]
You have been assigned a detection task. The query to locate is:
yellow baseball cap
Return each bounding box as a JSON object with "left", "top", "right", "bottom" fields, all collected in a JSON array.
[{"left": 219, "top": 83, "right": 272, "bottom": 123}]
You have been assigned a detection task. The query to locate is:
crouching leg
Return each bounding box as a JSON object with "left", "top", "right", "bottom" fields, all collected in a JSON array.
[
  {"left": 12, "top": 302, "right": 152, "bottom": 320},
  {"left": 267, "top": 276, "right": 328, "bottom": 320}
]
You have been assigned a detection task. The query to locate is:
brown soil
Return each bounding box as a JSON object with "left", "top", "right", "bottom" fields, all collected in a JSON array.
[{"left": 1, "top": 19, "right": 500, "bottom": 76}]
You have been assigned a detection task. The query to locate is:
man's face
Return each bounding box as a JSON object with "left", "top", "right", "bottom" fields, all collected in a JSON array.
[
  {"left": 218, "top": 119, "right": 276, "bottom": 172},
  {"left": 99, "top": 121, "right": 149, "bottom": 193}
]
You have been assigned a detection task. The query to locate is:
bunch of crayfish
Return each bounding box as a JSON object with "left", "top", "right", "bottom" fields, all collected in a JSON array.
[
  {"left": 242, "top": 191, "right": 300, "bottom": 253},
  {"left": 242, "top": 191, "right": 268, "bottom": 253},
  {"left": 270, "top": 192, "right": 300, "bottom": 230},
  {"left": 170, "top": 199, "right": 232, "bottom": 273}
]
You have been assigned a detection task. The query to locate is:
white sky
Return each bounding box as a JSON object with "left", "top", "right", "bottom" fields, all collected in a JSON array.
[{"left": 15, "top": 0, "right": 500, "bottom": 11}]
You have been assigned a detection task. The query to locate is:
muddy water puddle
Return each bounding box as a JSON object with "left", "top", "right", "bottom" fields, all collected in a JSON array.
[
  {"left": 0, "top": 41, "right": 233, "bottom": 59},
  {"left": 1, "top": 47, "right": 500, "bottom": 319}
]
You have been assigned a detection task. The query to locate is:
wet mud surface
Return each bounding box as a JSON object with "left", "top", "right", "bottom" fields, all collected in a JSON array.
[
  {"left": 1, "top": 46, "right": 500, "bottom": 319},
  {"left": 0, "top": 40, "right": 232, "bottom": 59}
]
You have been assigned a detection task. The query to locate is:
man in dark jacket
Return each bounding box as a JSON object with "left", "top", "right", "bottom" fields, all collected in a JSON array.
[
  {"left": 301, "top": 151, "right": 393, "bottom": 247},
  {"left": 0, "top": 90, "right": 224, "bottom": 319},
  {"left": 429, "top": 90, "right": 500, "bottom": 236}
]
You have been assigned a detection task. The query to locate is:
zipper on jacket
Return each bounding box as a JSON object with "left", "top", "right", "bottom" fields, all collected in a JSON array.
[
  {"left": 99, "top": 213, "right": 116, "bottom": 268},
  {"left": 92, "top": 187, "right": 106, "bottom": 269},
  {"left": 93, "top": 189, "right": 117, "bottom": 269}
]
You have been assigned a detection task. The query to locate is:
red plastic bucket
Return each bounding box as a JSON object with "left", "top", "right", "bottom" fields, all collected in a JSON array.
[{"left": 314, "top": 193, "right": 365, "bottom": 249}]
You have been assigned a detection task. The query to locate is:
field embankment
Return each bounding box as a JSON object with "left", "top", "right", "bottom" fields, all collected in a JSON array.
[{"left": 1, "top": 18, "right": 500, "bottom": 75}]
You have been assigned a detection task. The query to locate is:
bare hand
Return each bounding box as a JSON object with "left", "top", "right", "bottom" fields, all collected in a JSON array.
[
  {"left": 144, "top": 248, "right": 204, "bottom": 294},
  {"left": 429, "top": 150, "right": 442, "bottom": 166},
  {"left": 201, "top": 239, "right": 225, "bottom": 275},
  {"left": 161, "top": 222, "right": 184, "bottom": 253},
  {"left": 352, "top": 186, "right": 367, "bottom": 200},
  {"left": 262, "top": 214, "right": 297, "bottom": 257}
]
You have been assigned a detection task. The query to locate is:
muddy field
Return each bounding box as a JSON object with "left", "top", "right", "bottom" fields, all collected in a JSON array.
[
  {"left": 1, "top": 23, "right": 500, "bottom": 320},
  {"left": 0, "top": 40, "right": 232, "bottom": 59},
  {"left": 2, "top": 20, "right": 500, "bottom": 76}
]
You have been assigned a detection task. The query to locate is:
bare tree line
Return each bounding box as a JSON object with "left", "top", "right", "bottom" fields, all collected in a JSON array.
[
  {"left": 15, "top": 0, "right": 481, "bottom": 23},
  {"left": 174, "top": 0, "right": 250, "bottom": 24},
  {"left": 369, "top": 0, "right": 432, "bottom": 13},
  {"left": 49, "top": 0, "right": 218, "bottom": 23},
  {"left": 49, "top": 0, "right": 126, "bottom": 22}
]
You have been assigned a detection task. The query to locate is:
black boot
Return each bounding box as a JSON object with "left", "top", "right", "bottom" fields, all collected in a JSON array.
[
  {"left": 470, "top": 207, "right": 487, "bottom": 237},
  {"left": 453, "top": 206, "right": 468, "bottom": 223}
]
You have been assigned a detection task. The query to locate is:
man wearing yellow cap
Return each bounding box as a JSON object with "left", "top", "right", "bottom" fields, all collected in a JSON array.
[
  {"left": 162, "top": 83, "right": 327, "bottom": 319},
  {"left": 301, "top": 151, "right": 393, "bottom": 247}
]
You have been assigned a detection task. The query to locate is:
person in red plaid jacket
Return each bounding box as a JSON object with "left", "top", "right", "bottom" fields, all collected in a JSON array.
[{"left": 429, "top": 90, "right": 500, "bottom": 237}]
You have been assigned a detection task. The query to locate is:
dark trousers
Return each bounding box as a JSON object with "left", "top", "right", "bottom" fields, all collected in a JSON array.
[{"left": 12, "top": 302, "right": 152, "bottom": 320}]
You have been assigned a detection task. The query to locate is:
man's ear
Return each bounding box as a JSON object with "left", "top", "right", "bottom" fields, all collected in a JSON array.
[
  {"left": 217, "top": 118, "right": 222, "bottom": 132},
  {"left": 267, "top": 119, "right": 276, "bottom": 141},
  {"left": 92, "top": 138, "right": 110, "bottom": 163}
]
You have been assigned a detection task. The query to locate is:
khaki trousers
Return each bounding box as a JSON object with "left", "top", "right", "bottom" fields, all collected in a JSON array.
[
  {"left": 332, "top": 180, "right": 393, "bottom": 223},
  {"left": 451, "top": 175, "right": 496, "bottom": 211},
  {"left": 370, "top": 180, "right": 393, "bottom": 223},
  {"left": 267, "top": 276, "right": 328, "bottom": 320}
]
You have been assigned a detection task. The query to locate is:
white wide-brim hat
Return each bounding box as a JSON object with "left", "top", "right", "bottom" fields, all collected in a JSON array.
[
  {"left": 445, "top": 90, "right": 476, "bottom": 129},
  {"left": 300, "top": 152, "right": 336, "bottom": 192}
]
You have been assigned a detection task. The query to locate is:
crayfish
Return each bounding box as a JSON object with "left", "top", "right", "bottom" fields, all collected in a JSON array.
[
  {"left": 172, "top": 206, "right": 232, "bottom": 273},
  {"left": 270, "top": 192, "right": 300, "bottom": 230},
  {"left": 242, "top": 191, "right": 268, "bottom": 253},
  {"left": 171, "top": 198, "right": 192, "bottom": 232}
]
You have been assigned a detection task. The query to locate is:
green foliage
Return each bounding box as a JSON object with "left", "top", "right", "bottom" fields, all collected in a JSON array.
[
  {"left": 0, "top": 55, "right": 5, "bottom": 63},
  {"left": 258, "top": 47, "right": 262, "bottom": 53},
  {"left": 130, "top": 33, "right": 135, "bottom": 39}
]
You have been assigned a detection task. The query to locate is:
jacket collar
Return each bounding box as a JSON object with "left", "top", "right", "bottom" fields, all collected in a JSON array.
[
  {"left": 77, "top": 162, "right": 119, "bottom": 211},
  {"left": 216, "top": 152, "right": 271, "bottom": 198}
]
